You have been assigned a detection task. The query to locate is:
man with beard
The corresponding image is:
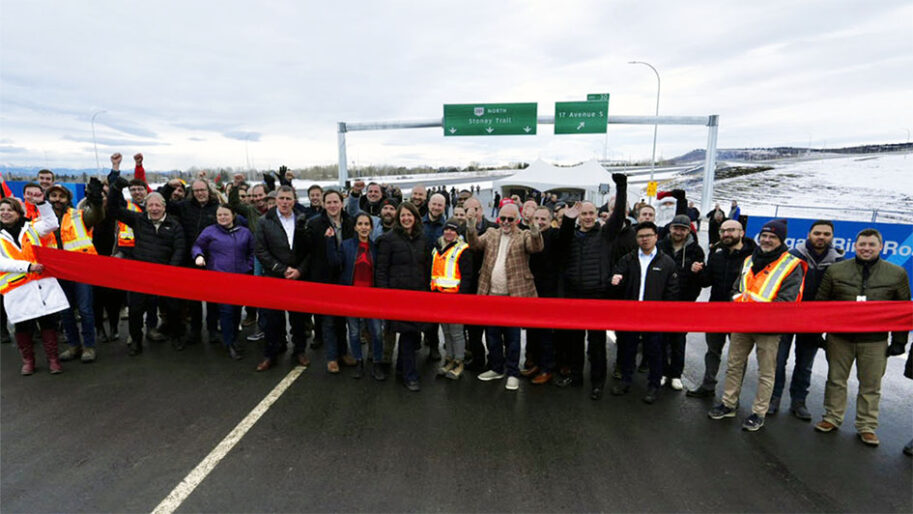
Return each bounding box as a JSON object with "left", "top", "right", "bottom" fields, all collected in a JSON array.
[
  {"left": 769, "top": 220, "right": 844, "bottom": 419},
  {"left": 421, "top": 193, "right": 448, "bottom": 361},
  {"left": 411, "top": 185, "right": 428, "bottom": 218},
  {"left": 372, "top": 198, "right": 398, "bottom": 241},
  {"left": 47, "top": 182, "right": 105, "bottom": 363},
  {"left": 814, "top": 229, "right": 909, "bottom": 446},
  {"left": 347, "top": 180, "right": 386, "bottom": 217},
  {"left": 708, "top": 219, "right": 806, "bottom": 432},
  {"left": 687, "top": 219, "right": 756, "bottom": 398},
  {"left": 657, "top": 215, "right": 705, "bottom": 391}
]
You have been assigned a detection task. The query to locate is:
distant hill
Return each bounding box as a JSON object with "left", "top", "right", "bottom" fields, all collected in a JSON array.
[{"left": 668, "top": 142, "right": 913, "bottom": 164}]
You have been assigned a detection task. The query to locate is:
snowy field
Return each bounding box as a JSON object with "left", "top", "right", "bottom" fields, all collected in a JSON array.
[{"left": 672, "top": 152, "right": 913, "bottom": 223}]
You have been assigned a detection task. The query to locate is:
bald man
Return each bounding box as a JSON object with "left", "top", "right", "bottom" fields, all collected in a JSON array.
[
  {"left": 466, "top": 202, "right": 543, "bottom": 392},
  {"left": 411, "top": 185, "right": 428, "bottom": 218},
  {"left": 686, "top": 219, "right": 757, "bottom": 398}
]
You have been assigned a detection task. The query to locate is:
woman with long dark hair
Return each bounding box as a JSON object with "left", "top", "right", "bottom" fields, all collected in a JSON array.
[
  {"left": 374, "top": 202, "right": 428, "bottom": 391},
  {"left": 326, "top": 212, "right": 385, "bottom": 380}
]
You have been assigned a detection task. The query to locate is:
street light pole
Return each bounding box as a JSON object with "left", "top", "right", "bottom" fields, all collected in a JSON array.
[
  {"left": 628, "top": 61, "right": 660, "bottom": 184},
  {"left": 91, "top": 110, "right": 106, "bottom": 172}
]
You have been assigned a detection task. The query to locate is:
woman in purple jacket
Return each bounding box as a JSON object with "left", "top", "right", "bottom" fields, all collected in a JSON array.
[{"left": 192, "top": 204, "right": 254, "bottom": 360}]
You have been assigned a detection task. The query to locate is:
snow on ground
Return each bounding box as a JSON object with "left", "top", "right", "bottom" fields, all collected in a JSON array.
[{"left": 675, "top": 152, "right": 913, "bottom": 223}]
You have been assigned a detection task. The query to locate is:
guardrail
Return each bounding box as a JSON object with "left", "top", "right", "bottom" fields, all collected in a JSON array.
[{"left": 767, "top": 204, "right": 910, "bottom": 223}]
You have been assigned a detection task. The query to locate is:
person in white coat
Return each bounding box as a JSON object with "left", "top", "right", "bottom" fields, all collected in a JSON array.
[{"left": 0, "top": 196, "right": 70, "bottom": 375}]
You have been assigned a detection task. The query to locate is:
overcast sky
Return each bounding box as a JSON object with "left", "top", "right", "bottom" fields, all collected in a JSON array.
[{"left": 2, "top": 0, "right": 911, "bottom": 171}]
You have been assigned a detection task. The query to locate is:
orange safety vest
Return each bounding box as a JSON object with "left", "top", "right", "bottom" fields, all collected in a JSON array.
[
  {"left": 0, "top": 223, "right": 49, "bottom": 295},
  {"left": 430, "top": 240, "right": 468, "bottom": 293},
  {"left": 60, "top": 208, "right": 97, "bottom": 254},
  {"left": 735, "top": 252, "right": 806, "bottom": 303},
  {"left": 117, "top": 200, "right": 141, "bottom": 248}
]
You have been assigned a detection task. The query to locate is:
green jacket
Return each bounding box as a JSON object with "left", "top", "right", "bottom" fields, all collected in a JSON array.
[
  {"left": 228, "top": 186, "right": 261, "bottom": 236},
  {"left": 816, "top": 257, "right": 911, "bottom": 343}
]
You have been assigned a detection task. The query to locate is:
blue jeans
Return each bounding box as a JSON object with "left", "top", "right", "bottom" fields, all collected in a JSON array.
[
  {"left": 60, "top": 280, "right": 96, "bottom": 348},
  {"left": 526, "top": 328, "right": 556, "bottom": 372},
  {"left": 219, "top": 304, "right": 242, "bottom": 347},
  {"left": 485, "top": 326, "right": 521, "bottom": 377},
  {"left": 773, "top": 333, "right": 822, "bottom": 405},
  {"left": 346, "top": 318, "right": 383, "bottom": 362}
]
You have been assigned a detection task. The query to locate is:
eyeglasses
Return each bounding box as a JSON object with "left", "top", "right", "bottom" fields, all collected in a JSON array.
[{"left": 499, "top": 216, "right": 516, "bottom": 223}]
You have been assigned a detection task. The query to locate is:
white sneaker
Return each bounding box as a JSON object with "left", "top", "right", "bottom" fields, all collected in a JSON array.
[
  {"left": 477, "top": 370, "right": 506, "bottom": 381},
  {"left": 661, "top": 376, "right": 668, "bottom": 387},
  {"left": 671, "top": 378, "right": 683, "bottom": 391},
  {"left": 505, "top": 377, "right": 520, "bottom": 390}
]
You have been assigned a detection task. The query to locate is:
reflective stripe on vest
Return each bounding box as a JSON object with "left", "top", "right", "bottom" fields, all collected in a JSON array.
[
  {"left": 430, "top": 241, "right": 468, "bottom": 293},
  {"left": 61, "top": 208, "right": 97, "bottom": 254},
  {"left": 0, "top": 224, "right": 44, "bottom": 294},
  {"left": 736, "top": 252, "right": 804, "bottom": 303},
  {"left": 117, "top": 201, "right": 140, "bottom": 247}
]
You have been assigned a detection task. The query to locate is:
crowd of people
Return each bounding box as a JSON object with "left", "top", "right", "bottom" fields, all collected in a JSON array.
[{"left": 1, "top": 153, "right": 910, "bottom": 454}]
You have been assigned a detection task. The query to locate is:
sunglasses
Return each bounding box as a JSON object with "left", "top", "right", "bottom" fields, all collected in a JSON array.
[{"left": 499, "top": 216, "right": 516, "bottom": 223}]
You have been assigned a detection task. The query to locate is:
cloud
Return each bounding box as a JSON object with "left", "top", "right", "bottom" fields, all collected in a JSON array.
[
  {"left": 62, "top": 135, "right": 170, "bottom": 147},
  {"left": 0, "top": 145, "right": 30, "bottom": 154},
  {"left": 223, "top": 131, "right": 261, "bottom": 142}
]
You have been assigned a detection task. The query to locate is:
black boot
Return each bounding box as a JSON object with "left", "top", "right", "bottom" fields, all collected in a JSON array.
[
  {"left": 372, "top": 363, "right": 386, "bottom": 381},
  {"left": 228, "top": 342, "right": 243, "bottom": 360},
  {"left": 353, "top": 360, "right": 364, "bottom": 379}
]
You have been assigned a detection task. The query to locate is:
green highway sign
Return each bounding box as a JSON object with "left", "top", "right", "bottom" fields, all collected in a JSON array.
[
  {"left": 555, "top": 100, "right": 608, "bottom": 134},
  {"left": 587, "top": 93, "right": 610, "bottom": 101},
  {"left": 443, "top": 103, "right": 537, "bottom": 136}
]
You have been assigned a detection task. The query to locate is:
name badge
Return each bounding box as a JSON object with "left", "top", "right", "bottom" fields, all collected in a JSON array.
[{"left": 856, "top": 295, "right": 867, "bottom": 302}]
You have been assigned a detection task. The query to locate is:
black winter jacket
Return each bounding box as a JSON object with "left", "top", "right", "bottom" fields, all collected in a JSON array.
[
  {"left": 109, "top": 191, "right": 185, "bottom": 266},
  {"left": 529, "top": 227, "right": 561, "bottom": 298},
  {"left": 167, "top": 196, "right": 219, "bottom": 264},
  {"left": 466, "top": 218, "right": 498, "bottom": 294},
  {"left": 255, "top": 208, "right": 307, "bottom": 279},
  {"left": 697, "top": 237, "right": 757, "bottom": 302},
  {"left": 375, "top": 227, "right": 429, "bottom": 333},
  {"left": 790, "top": 242, "right": 844, "bottom": 302},
  {"left": 302, "top": 211, "right": 355, "bottom": 283},
  {"left": 658, "top": 233, "right": 706, "bottom": 302},
  {"left": 612, "top": 248, "right": 680, "bottom": 302}
]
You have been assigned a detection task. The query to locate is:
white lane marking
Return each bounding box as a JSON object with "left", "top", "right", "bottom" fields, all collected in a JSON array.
[{"left": 152, "top": 366, "right": 306, "bottom": 514}]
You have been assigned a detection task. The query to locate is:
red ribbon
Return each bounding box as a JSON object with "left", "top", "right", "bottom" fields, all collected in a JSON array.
[{"left": 36, "top": 248, "right": 912, "bottom": 333}]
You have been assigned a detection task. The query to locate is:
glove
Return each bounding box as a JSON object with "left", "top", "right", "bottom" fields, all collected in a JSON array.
[
  {"left": 611, "top": 173, "right": 627, "bottom": 185},
  {"left": 277, "top": 168, "right": 292, "bottom": 187},
  {"left": 886, "top": 340, "right": 906, "bottom": 357},
  {"left": 670, "top": 189, "right": 686, "bottom": 201},
  {"left": 262, "top": 172, "right": 276, "bottom": 192},
  {"left": 85, "top": 177, "right": 104, "bottom": 204}
]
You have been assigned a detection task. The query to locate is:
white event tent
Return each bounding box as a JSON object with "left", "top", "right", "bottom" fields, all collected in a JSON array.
[{"left": 491, "top": 159, "right": 613, "bottom": 204}]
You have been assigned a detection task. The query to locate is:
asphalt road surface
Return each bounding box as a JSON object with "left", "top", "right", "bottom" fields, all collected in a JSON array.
[{"left": 2, "top": 319, "right": 911, "bottom": 513}]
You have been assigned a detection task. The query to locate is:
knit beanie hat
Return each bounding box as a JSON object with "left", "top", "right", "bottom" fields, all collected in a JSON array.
[
  {"left": 760, "top": 219, "right": 787, "bottom": 242},
  {"left": 443, "top": 217, "right": 461, "bottom": 231}
]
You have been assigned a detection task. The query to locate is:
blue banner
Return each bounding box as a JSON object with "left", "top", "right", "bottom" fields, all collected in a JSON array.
[
  {"left": 745, "top": 215, "right": 913, "bottom": 290},
  {"left": 4, "top": 181, "right": 86, "bottom": 204}
]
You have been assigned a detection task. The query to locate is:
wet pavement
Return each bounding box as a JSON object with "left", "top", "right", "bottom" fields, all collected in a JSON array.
[{"left": 2, "top": 319, "right": 911, "bottom": 513}]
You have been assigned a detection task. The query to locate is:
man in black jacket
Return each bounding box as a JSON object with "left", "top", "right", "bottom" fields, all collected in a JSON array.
[
  {"left": 770, "top": 220, "right": 844, "bottom": 419},
  {"left": 610, "top": 222, "right": 679, "bottom": 404},
  {"left": 302, "top": 189, "right": 355, "bottom": 372},
  {"left": 657, "top": 215, "right": 705, "bottom": 391},
  {"left": 108, "top": 182, "right": 185, "bottom": 356},
  {"left": 525, "top": 205, "right": 560, "bottom": 385},
  {"left": 168, "top": 179, "right": 220, "bottom": 344},
  {"left": 255, "top": 186, "right": 310, "bottom": 371},
  {"left": 555, "top": 173, "right": 629, "bottom": 400},
  {"left": 687, "top": 219, "right": 756, "bottom": 398}
]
